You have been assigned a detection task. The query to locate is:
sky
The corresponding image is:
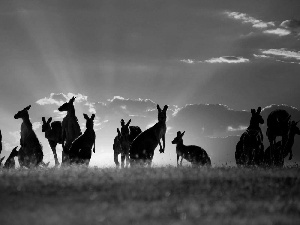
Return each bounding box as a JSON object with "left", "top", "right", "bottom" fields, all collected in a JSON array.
[{"left": 0, "top": 0, "right": 300, "bottom": 167}]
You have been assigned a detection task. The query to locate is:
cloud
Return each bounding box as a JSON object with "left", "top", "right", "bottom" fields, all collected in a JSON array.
[
  {"left": 180, "top": 59, "right": 197, "bottom": 64},
  {"left": 169, "top": 104, "right": 250, "bottom": 138},
  {"left": 36, "top": 93, "right": 88, "bottom": 106},
  {"left": 225, "top": 11, "right": 275, "bottom": 29},
  {"left": 36, "top": 93, "right": 66, "bottom": 106},
  {"left": 253, "top": 54, "right": 271, "bottom": 59},
  {"left": 205, "top": 56, "right": 249, "bottom": 64},
  {"left": 280, "top": 19, "right": 300, "bottom": 35},
  {"left": 261, "top": 48, "right": 300, "bottom": 61},
  {"left": 32, "top": 122, "right": 41, "bottom": 131},
  {"left": 263, "top": 28, "right": 291, "bottom": 36}
]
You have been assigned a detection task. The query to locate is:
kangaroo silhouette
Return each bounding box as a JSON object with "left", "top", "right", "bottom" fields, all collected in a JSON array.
[
  {"left": 0, "top": 129, "right": 2, "bottom": 154},
  {"left": 235, "top": 107, "right": 264, "bottom": 167},
  {"left": 172, "top": 131, "right": 211, "bottom": 167},
  {"left": 130, "top": 104, "right": 168, "bottom": 166},
  {"left": 3, "top": 146, "right": 19, "bottom": 169},
  {"left": 266, "top": 109, "right": 291, "bottom": 166},
  {"left": 113, "top": 119, "right": 142, "bottom": 168},
  {"left": 0, "top": 156, "right": 5, "bottom": 167},
  {"left": 14, "top": 105, "right": 43, "bottom": 168},
  {"left": 264, "top": 120, "right": 300, "bottom": 167},
  {"left": 42, "top": 117, "right": 62, "bottom": 166},
  {"left": 68, "top": 114, "right": 96, "bottom": 166},
  {"left": 58, "top": 96, "right": 82, "bottom": 165}
]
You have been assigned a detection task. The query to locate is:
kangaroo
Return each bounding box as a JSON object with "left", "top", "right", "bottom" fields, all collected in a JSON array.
[
  {"left": 58, "top": 96, "right": 82, "bottom": 165},
  {"left": 0, "top": 129, "right": 2, "bottom": 154},
  {"left": 68, "top": 114, "right": 96, "bottom": 166},
  {"left": 130, "top": 104, "right": 168, "bottom": 166},
  {"left": 0, "top": 156, "right": 5, "bottom": 167},
  {"left": 235, "top": 107, "right": 264, "bottom": 167},
  {"left": 14, "top": 105, "right": 44, "bottom": 168},
  {"left": 42, "top": 117, "right": 62, "bottom": 166},
  {"left": 113, "top": 119, "right": 142, "bottom": 168},
  {"left": 113, "top": 128, "right": 124, "bottom": 167},
  {"left": 172, "top": 131, "right": 211, "bottom": 167},
  {"left": 266, "top": 109, "right": 291, "bottom": 166},
  {"left": 264, "top": 120, "right": 300, "bottom": 167},
  {"left": 3, "top": 146, "right": 19, "bottom": 169}
]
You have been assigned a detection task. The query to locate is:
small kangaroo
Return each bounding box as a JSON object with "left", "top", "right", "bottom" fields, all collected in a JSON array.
[
  {"left": 172, "top": 131, "right": 211, "bottom": 167},
  {"left": 3, "top": 146, "right": 19, "bottom": 169},
  {"left": 68, "top": 114, "right": 96, "bottom": 165},
  {"left": 14, "top": 105, "right": 44, "bottom": 168},
  {"left": 42, "top": 117, "right": 62, "bottom": 166},
  {"left": 130, "top": 104, "right": 168, "bottom": 166}
]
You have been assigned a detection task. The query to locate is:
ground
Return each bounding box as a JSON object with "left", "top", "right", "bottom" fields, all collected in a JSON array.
[{"left": 0, "top": 166, "right": 299, "bottom": 225}]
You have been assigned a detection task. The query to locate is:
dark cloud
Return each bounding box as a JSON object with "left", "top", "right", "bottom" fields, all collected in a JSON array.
[
  {"left": 280, "top": 19, "right": 300, "bottom": 35},
  {"left": 169, "top": 104, "right": 250, "bottom": 137}
]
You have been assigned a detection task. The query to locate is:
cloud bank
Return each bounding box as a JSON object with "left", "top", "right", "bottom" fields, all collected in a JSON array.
[{"left": 225, "top": 11, "right": 275, "bottom": 29}]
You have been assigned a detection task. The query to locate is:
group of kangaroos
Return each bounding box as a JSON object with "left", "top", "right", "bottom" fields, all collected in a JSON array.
[{"left": 0, "top": 96, "right": 299, "bottom": 169}]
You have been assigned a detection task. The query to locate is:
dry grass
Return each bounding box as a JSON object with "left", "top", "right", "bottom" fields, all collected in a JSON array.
[{"left": 0, "top": 166, "right": 299, "bottom": 225}]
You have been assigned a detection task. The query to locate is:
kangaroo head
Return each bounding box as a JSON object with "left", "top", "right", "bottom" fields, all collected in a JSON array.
[
  {"left": 14, "top": 105, "right": 31, "bottom": 120},
  {"left": 120, "top": 119, "right": 131, "bottom": 137},
  {"left": 172, "top": 131, "right": 185, "bottom": 144},
  {"left": 157, "top": 105, "right": 168, "bottom": 123},
  {"left": 250, "top": 107, "right": 264, "bottom": 127},
  {"left": 41, "top": 117, "right": 52, "bottom": 132},
  {"left": 83, "top": 113, "right": 95, "bottom": 129},
  {"left": 58, "top": 96, "right": 76, "bottom": 112}
]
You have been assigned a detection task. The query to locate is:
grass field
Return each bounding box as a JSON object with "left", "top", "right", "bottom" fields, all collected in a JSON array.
[{"left": 0, "top": 166, "right": 299, "bottom": 225}]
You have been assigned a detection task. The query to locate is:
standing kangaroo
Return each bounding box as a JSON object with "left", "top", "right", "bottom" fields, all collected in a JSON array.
[
  {"left": 113, "top": 119, "right": 142, "bottom": 168},
  {"left": 264, "top": 120, "right": 300, "bottom": 167},
  {"left": 266, "top": 109, "right": 291, "bottom": 166},
  {"left": 14, "top": 105, "right": 43, "bottom": 168},
  {"left": 130, "top": 104, "right": 168, "bottom": 166},
  {"left": 172, "top": 131, "right": 211, "bottom": 167},
  {"left": 42, "top": 117, "right": 62, "bottom": 166},
  {"left": 3, "top": 146, "right": 19, "bottom": 169},
  {"left": 68, "top": 114, "right": 96, "bottom": 165},
  {"left": 0, "top": 129, "right": 2, "bottom": 154},
  {"left": 235, "top": 107, "right": 264, "bottom": 167},
  {"left": 58, "top": 96, "right": 82, "bottom": 165}
]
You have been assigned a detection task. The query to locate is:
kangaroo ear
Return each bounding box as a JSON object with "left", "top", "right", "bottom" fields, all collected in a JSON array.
[
  {"left": 251, "top": 109, "right": 255, "bottom": 114},
  {"left": 47, "top": 117, "right": 52, "bottom": 123},
  {"left": 25, "top": 105, "right": 31, "bottom": 111},
  {"left": 83, "top": 113, "right": 89, "bottom": 120},
  {"left": 91, "top": 114, "right": 95, "bottom": 120},
  {"left": 42, "top": 117, "right": 46, "bottom": 123},
  {"left": 163, "top": 105, "right": 168, "bottom": 111},
  {"left": 70, "top": 96, "right": 76, "bottom": 103},
  {"left": 117, "top": 128, "right": 121, "bottom": 136},
  {"left": 181, "top": 131, "right": 185, "bottom": 137},
  {"left": 257, "top": 107, "right": 262, "bottom": 113},
  {"left": 126, "top": 119, "right": 131, "bottom": 126},
  {"left": 157, "top": 104, "right": 162, "bottom": 112}
]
